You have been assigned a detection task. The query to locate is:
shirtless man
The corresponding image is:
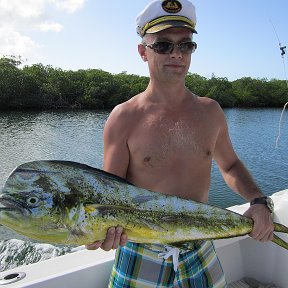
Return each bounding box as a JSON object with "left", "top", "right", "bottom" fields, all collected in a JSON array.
[{"left": 88, "top": 1, "right": 274, "bottom": 286}]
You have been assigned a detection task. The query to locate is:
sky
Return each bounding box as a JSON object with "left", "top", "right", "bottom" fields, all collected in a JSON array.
[{"left": 0, "top": 0, "right": 287, "bottom": 81}]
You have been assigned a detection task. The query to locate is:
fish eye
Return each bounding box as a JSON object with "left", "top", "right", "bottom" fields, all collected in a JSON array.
[{"left": 27, "top": 196, "right": 39, "bottom": 206}]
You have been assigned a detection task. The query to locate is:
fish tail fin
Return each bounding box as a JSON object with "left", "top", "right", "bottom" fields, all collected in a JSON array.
[
  {"left": 273, "top": 222, "right": 288, "bottom": 233},
  {"left": 272, "top": 222, "right": 288, "bottom": 250},
  {"left": 272, "top": 234, "right": 288, "bottom": 250}
]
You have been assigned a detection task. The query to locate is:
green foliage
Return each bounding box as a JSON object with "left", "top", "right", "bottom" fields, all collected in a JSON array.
[
  {"left": 0, "top": 56, "right": 30, "bottom": 109},
  {"left": 206, "top": 75, "right": 236, "bottom": 107},
  {"left": 232, "top": 77, "right": 288, "bottom": 107},
  {"left": 0, "top": 56, "right": 287, "bottom": 110},
  {"left": 186, "top": 73, "right": 210, "bottom": 96}
]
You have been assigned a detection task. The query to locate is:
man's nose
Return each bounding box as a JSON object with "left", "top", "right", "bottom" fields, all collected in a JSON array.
[{"left": 169, "top": 46, "right": 183, "bottom": 58}]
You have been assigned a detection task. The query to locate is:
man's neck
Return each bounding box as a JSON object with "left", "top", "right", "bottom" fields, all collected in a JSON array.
[{"left": 145, "top": 79, "right": 189, "bottom": 106}]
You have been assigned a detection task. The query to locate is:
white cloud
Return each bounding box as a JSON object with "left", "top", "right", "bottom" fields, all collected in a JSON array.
[
  {"left": 0, "top": 0, "right": 46, "bottom": 30},
  {"left": 0, "top": 28, "right": 40, "bottom": 56},
  {"left": 0, "top": 0, "right": 85, "bottom": 59},
  {"left": 49, "top": 0, "right": 85, "bottom": 14},
  {"left": 39, "top": 22, "right": 63, "bottom": 32}
]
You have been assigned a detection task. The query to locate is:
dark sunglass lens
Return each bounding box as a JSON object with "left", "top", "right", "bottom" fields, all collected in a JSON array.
[
  {"left": 153, "top": 42, "right": 173, "bottom": 54},
  {"left": 179, "top": 42, "right": 194, "bottom": 53},
  {"left": 148, "top": 41, "right": 197, "bottom": 54}
]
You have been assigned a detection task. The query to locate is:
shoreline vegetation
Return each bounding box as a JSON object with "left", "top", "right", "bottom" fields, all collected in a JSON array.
[{"left": 0, "top": 56, "right": 287, "bottom": 110}]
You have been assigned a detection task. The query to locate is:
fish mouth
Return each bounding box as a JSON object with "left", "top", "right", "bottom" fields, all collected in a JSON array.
[{"left": 0, "top": 194, "right": 28, "bottom": 215}]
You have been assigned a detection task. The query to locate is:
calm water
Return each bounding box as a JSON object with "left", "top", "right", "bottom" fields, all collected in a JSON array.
[{"left": 0, "top": 108, "right": 287, "bottom": 271}]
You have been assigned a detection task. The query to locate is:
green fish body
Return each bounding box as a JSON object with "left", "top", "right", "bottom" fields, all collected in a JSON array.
[{"left": 0, "top": 160, "right": 287, "bottom": 249}]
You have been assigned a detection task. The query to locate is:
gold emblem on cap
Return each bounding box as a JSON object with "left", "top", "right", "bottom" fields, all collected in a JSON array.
[{"left": 162, "top": 0, "right": 182, "bottom": 13}]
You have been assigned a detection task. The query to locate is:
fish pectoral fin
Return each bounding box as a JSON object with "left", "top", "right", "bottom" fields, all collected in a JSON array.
[
  {"left": 161, "top": 215, "right": 196, "bottom": 226},
  {"left": 140, "top": 218, "right": 167, "bottom": 232},
  {"left": 131, "top": 195, "right": 157, "bottom": 205},
  {"left": 272, "top": 233, "right": 288, "bottom": 250},
  {"left": 161, "top": 215, "right": 180, "bottom": 222}
]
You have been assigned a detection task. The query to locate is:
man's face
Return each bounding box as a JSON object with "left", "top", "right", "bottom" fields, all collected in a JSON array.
[{"left": 139, "top": 28, "right": 194, "bottom": 82}]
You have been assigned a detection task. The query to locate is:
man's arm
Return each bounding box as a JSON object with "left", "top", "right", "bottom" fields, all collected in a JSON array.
[
  {"left": 103, "top": 105, "right": 130, "bottom": 178},
  {"left": 87, "top": 105, "right": 130, "bottom": 251},
  {"left": 213, "top": 107, "right": 274, "bottom": 242}
]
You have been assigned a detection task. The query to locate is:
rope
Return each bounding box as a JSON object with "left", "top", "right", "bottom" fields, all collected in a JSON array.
[
  {"left": 275, "top": 102, "right": 288, "bottom": 148},
  {"left": 269, "top": 19, "right": 288, "bottom": 148}
]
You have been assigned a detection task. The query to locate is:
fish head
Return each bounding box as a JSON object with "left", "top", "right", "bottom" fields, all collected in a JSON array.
[
  {"left": 0, "top": 162, "right": 78, "bottom": 242},
  {"left": 0, "top": 187, "right": 52, "bottom": 221}
]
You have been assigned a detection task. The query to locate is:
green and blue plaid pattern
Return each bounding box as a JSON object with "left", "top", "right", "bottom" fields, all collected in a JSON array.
[{"left": 108, "top": 241, "right": 227, "bottom": 288}]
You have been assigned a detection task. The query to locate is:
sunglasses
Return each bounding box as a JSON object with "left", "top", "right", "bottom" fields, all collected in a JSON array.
[{"left": 144, "top": 41, "right": 197, "bottom": 54}]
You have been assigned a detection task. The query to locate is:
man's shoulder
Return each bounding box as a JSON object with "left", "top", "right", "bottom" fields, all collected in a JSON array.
[
  {"left": 191, "top": 95, "right": 225, "bottom": 126},
  {"left": 196, "top": 95, "right": 218, "bottom": 105},
  {"left": 106, "top": 93, "right": 144, "bottom": 126},
  {"left": 111, "top": 93, "right": 143, "bottom": 115},
  {"left": 195, "top": 95, "right": 222, "bottom": 112}
]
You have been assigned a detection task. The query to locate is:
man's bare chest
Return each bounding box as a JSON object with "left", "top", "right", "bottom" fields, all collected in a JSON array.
[{"left": 128, "top": 114, "right": 218, "bottom": 166}]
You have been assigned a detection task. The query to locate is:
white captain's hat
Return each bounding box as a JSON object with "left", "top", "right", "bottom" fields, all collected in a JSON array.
[{"left": 136, "top": 0, "right": 197, "bottom": 37}]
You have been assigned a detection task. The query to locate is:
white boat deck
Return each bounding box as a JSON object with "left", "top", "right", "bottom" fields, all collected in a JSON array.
[{"left": 0, "top": 249, "right": 115, "bottom": 287}]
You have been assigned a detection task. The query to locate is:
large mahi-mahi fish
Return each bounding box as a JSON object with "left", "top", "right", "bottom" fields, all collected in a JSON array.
[{"left": 0, "top": 160, "right": 287, "bottom": 249}]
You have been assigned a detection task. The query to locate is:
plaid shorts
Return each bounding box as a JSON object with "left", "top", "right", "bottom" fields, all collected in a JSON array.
[{"left": 108, "top": 241, "right": 227, "bottom": 288}]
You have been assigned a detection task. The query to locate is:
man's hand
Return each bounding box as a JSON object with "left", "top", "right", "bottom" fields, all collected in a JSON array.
[
  {"left": 244, "top": 204, "right": 274, "bottom": 242},
  {"left": 86, "top": 226, "right": 128, "bottom": 251}
]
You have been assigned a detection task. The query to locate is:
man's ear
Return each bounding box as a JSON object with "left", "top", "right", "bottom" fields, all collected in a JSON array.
[{"left": 138, "top": 44, "right": 147, "bottom": 62}]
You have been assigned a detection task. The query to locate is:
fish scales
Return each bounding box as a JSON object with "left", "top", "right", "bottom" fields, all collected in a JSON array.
[{"left": 0, "top": 160, "right": 287, "bottom": 249}]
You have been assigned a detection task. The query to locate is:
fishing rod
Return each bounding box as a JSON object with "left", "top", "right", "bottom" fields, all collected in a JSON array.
[{"left": 269, "top": 19, "right": 288, "bottom": 148}]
